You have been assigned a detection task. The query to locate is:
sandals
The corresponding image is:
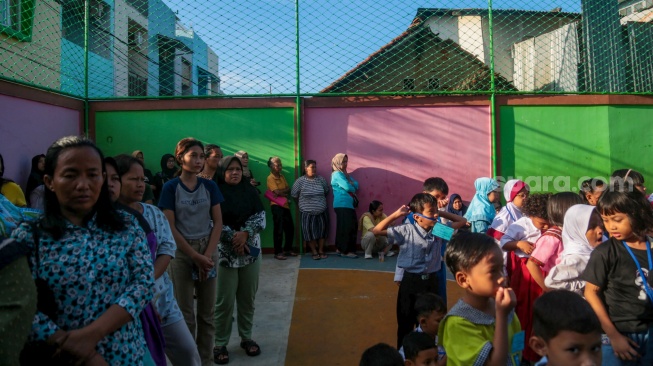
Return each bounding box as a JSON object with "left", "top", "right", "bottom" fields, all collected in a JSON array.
[
  {"left": 274, "top": 254, "right": 287, "bottom": 260},
  {"left": 240, "top": 339, "right": 261, "bottom": 357},
  {"left": 319, "top": 252, "right": 328, "bottom": 259},
  {"left": 285, "top": 251, "right": 298, "bottom": 257},
  {"left": 213, "top": 346, "right": 229, "bottom": 364},
  {"left": 312, "top": 253, "right": 321, "bottom": 260}
]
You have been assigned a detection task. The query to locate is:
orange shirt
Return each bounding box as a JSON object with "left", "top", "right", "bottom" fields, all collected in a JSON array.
[{"left": 267, "top": 173, "right": 290, "bottom": 209}]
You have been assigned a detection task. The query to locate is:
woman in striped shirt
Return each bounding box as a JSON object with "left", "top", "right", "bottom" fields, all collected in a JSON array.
[{"left": 291, "top": 159, "right": 330, "bottom": 260}]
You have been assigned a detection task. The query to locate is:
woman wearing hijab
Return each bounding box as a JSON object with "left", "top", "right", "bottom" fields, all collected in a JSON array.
[
  {"left": 464, "top": 177, "right": 500, "bottom": 234},
  {"left": 132, "top": 150, "right": 155, "bottom": 203},
  {"left": 213, "top": 156, "right": 265, "bottom": 364},
  {"left": 331, "top": 153, "right": 359, "bottom": 258},
  {"left": 487, "top": 179, "right": 529, "bottom": 242},
  {"left": 545, "top": 205, "right": 604, "bottom": 295},
  {"left": 446, "top": 193, "right": 467, "bottom": 217},
  {"left": 235, "top": 151, "right": 260, "bottom": 189},
  {"left": 153, "top": 154, "right": 177, "bottom": 203},
  {"left": 25, "top": 154, "right": 45, "bottom": 205}
]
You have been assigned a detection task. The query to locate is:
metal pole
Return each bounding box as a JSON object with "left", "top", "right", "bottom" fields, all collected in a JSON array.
[
  {"left": 488, "top": 0, "right": 498, "bottom": 178},
  {"left": 295, "top": 0, "right": 304, "bottom": 254},
  {"left": 84, "top": 0, "right": 90, "bottom": 136}
]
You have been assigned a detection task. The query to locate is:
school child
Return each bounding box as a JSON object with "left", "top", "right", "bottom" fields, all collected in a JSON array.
[
  {"left": 500, "top": 193, "right": 551, "bottom": 363},
  {"left": 487, "top": 179, "right": 529, "bottom": 242},
  {"left": 398, "top": 293, "right": 447, "bottom": 365},
  {"left": 359, "top": 343, "right": 404, "bottom": 366},
  {"left": 529, "top": 290, "right": 602, "bottom": 366},
  {"left": 583, "top": 190, "right": 653, "bottom": 365},
  {"left": 527, "top": 192, "right": 583, "bottom": 291},
  {"left": 439, "top": 231, "right": 522, "bottom": 365},
  {"left": 402, "top": 332, "right": 439, "bottom": 366},
  {"left": 579, "top": 178, "right": 606, "bottom": 206},
  {"left": 394, "top": 178, "right": 467, "bottom": 306},
  {"left": 611, "top": 169, "right": 647, "bottom": 196},
  {"left": 373, "top": 193, "right": 445, "bottom": 349},
  {"left": 544, "top": 204, "right": 603, "bottom": 295},
  {"left": 464, "top": 177, "right": 501, "bottom": 234}
]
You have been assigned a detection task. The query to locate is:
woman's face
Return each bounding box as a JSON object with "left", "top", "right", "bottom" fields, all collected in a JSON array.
[
  {"left": 205, "top": 149, "right": 221, "bottom": 170},
  {"left": 372, "top": 204, "right": 384, "bottom": 218},
  {"left": 271, "top": 160, "right": 283, "bottom": 174},
  {"left": 341, "top": 156, "right": 348, "bottom": 171},
  {"left": 37, "top": 157, "right": 45, "bottom": 172},
  {"left": 120, "top": 163, "right": 146, "bottom": 204},
  {"left": 225, "top": 160, "right": 243, "bottom": 185},
  {"left": 106, "top": 164, "right": 121, "bottom": 202},
  {"left": 166, "top": 157, "right": 175, "bottom": 170},
  {"left": 180, "top": 146, "right": 205, "bottom": 174},
  {"left": 306, "top": 163, "right": 316, "bottom": 178},
  {"left": 453, "top": 198, "right": 462, "bottom": 211},
  {"left": 135, "top": 152, "right": 144, "bottom": 162},
  {"left": 45, "top": 146, "right": 105, "bottom": 220},
  {"left": 240, "top": 153, "right": 249, "bottom": 167}
]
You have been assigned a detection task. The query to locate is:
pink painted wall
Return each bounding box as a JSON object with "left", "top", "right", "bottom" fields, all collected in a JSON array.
[
  {"left": 304, "top": 105, "right": 492, "bottom": 244},
  {"left": 0, "top": 94, "right": 81, "bottom": 190}
]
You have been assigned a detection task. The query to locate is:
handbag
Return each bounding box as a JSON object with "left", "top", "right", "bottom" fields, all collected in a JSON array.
[
  {"left": 349, "top": 192, "right": 359, "bottom": 208},
  {"left": 264, "top": 189, "right": 288, "bottom": 207}
]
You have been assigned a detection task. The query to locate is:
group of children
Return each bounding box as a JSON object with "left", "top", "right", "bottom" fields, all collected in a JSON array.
[{"left": 360, "top": 169, "right": 653, "bottom": 366}]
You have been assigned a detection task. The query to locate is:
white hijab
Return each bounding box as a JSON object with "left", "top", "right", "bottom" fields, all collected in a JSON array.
[
  {"left": 560, "top": 204, "right": 597, "bottom": 258},
  {"left": 490, "top": 179, "right": 527, "bottom": 234}
]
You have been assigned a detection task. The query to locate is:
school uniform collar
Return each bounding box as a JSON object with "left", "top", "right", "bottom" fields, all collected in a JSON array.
[{"left": 444, "top": 299, "right": 514, "bottom": 325}]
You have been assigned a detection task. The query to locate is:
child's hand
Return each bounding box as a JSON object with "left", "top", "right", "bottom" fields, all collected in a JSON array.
[
  {"left": 516, "top": 241, "right": 535, "bottom": 254},
  {"left": 395, "top": 205, "right": 410, "bottom": 217},
  {"left": 610, "top": 333, "right": 640, "bottom": 361},
  {"left": 437, "top": 198, "right": 449, "bottom": 209},
  {"left": 495, "top": 287, "right": 516, "bottom": 316}
]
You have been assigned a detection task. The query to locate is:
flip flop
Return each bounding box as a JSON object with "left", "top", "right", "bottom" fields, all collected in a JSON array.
[
  {"left": 319, "top": 253, "right": 328, "bottom": 259},
  {"left": 312, "top": 253, "right": 320, "bottom": 260},
  {"left": 274, "top": 254, "right": 287, "bottom": 260}
]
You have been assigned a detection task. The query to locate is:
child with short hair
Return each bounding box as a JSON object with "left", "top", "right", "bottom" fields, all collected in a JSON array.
[
  {"left": 359, "top": 343, "right": 404, "bottom": 366},
  {"left": 579, "top": 178, "right": 606, "bottom": 206},
  {"left": 403, "top": 332, "right": 439, "bottom": 366},
  {"left": 544, "top": 205, "right": 604, "bottom": 295},
  {"left": 529, "top": 290, "right": 602, "bottom": 366},
  {"left": 501, "top": 192, "right": 551, "bottom": 363},
  {"left": 373, "top": 193, "right": 446, "bottom": 349},
  {"left": 583, "top": 190, "right": 653, "bottom": 365},
  {"left": 527, "top": 192, "right": 583, "bottom": 291},
  {"left": 398, "top": 293, "right": 447, "bottom": 365},
  {"left": 439, "top": 231, "right": 521, "bottom": 365},
  {"left": 464, "top": 177, "right": 501, "bottom": 234}
]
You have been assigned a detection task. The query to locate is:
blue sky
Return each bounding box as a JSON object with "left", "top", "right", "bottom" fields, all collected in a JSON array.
[{"left": 162, "top": 0, "right": 580, "bottom": 95}]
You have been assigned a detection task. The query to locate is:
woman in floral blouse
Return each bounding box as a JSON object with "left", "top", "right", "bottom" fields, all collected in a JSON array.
[
  {"left": 213, "top": 156, "right": 266, "bottom": 364},
  {"left": 11, "top": 136, "right": 154, "bottom": 365}
]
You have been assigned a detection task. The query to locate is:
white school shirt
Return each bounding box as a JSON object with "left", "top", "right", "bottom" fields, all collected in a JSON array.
[{"left": 500, "top": 217, "right": 542, "bottom": 258}]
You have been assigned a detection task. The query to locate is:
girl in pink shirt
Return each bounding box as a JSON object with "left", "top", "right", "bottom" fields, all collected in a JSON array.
[{"left": 527, "top": 192, "right": 583, "bottom": 291}]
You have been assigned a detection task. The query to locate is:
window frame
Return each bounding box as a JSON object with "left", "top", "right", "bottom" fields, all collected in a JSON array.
[{"left": 0, "top": 0, "right": 35, "bottom": 41}]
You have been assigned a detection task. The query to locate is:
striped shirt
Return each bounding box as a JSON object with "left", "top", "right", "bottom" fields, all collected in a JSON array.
[{"left": 291, "top": 175, "right": 330, "bottom": 214}]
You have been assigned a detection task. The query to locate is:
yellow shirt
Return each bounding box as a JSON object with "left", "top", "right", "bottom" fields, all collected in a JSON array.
[
  {"left": 439, "top": 299, "right": 523, "bottom": 366},
  {"left": 267, "top": 173, "right": 290, "bottom": 209},
  {"left": 1, "top": 182, "right": 26, "bottom": 207}
]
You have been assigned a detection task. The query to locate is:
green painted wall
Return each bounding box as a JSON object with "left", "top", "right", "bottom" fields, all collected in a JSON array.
[
  {"left": 95, "top": 108, "right": 297, "bottom": 249},
  {"left": 499, "top": 105, "right": 653, "bottom": 193},
  {"left": 608, "top": 106, "right": 653, "bottom": 182}
]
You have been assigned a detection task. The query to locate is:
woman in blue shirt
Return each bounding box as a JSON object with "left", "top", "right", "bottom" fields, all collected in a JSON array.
[
  {"left": 12, "top": 136, "right": 154, "bottom": 365},
  {"left": 331, "top": 153, "right": 359, "bottom": 258}
]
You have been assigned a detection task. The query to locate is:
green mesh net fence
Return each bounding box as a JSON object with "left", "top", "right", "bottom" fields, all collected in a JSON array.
[{"left": 0, "top": 0, "right": 651, "bottom": 98}]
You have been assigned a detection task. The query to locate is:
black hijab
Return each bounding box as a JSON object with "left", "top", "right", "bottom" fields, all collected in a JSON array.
[
  {"left": 159, "top": 153, "right": 176, "bottom": 178},
  {"left": 217, "top": 156, "right": 264, "bottom": 230}
]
